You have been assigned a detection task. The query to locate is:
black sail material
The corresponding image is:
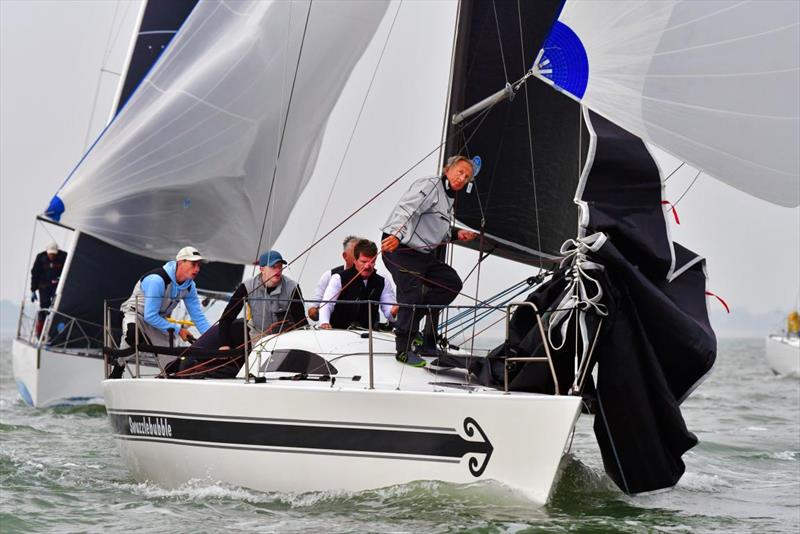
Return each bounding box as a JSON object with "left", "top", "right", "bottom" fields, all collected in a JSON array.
[
  {"left": 115, "top": 0, "right": 199, "bottom": 114},
  {"left": 580, "top": 112, "right": 716, "bottom": 494},
  {"left": 475, "top": 110, "right": 717, "bottom": 495},
  {"left": 446, "top": 0, "right": 586, "bottom": 262}
]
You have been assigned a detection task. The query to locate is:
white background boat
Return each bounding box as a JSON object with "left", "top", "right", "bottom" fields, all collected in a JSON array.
[{"left": 765, "top": 335, "right": 800, "bottom": 376}]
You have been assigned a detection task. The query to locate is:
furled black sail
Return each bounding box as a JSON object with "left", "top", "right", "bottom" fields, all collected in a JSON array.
[
  {"left": 446, "top": 0, "right": 586, "bottom": 265},
  {"left": 580, "top": 111, "right": 716, "bottom": 494},
  {"left": 471, "top": 110, "right": 717, "bottom": 494}
]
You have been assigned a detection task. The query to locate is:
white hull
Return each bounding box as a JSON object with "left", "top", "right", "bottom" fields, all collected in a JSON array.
[
  {"left": 11, "top": 338, "right": 157, "bottom": 407},
  {"left": 765, "top": 335, "right": 800, "bottom": 376},
  {"left": 103, "top": 330, "right": 583, "bottom": 504}
]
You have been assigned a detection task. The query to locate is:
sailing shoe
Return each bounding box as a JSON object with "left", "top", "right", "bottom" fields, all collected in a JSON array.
[
  {"left": 417, "top": 344, "right": 446, "bottom": 358},
  {"left": 395, "top": 349, "right": 427, "bottom": 367}
]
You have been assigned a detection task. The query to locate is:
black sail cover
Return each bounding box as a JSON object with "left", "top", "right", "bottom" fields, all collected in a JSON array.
[{"left": 446, "top": 1, "right": 717, "bottom": 495}]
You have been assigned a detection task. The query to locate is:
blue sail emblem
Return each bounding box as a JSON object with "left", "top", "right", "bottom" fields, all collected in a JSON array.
[
  {"left": 535, "top": 21, "right": 589, "bottom": 99},
  {"left": 471, "top": 155, "right": 482, "bottom": 177}
]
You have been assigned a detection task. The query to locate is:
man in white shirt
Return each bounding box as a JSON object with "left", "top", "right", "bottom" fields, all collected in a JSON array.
[
  {"left": 308, "top": 235, "right": 359, "bottom": 321},
  {"left": 319, "top": 239, "right": 397, "bottom": 329}
]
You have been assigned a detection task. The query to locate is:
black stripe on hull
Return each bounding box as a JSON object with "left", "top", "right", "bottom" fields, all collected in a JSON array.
[{"left": 109, "top": 412, "right": 494, "bottom": 477}]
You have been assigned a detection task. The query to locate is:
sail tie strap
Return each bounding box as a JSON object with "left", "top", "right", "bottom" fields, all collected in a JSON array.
[
  {"left": 661, "top": 200, "right": 681, "bottom": 225},
  {"left": 705, "top": 291, "right": 730, "bottom": 314},
  {"left": 547, "top": 233, "right": 609, "bottom": 365}
]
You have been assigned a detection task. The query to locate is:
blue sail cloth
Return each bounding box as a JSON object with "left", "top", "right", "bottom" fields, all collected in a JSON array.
[{"left": 45, "top": 196, "right": 64, "bottom": 222}]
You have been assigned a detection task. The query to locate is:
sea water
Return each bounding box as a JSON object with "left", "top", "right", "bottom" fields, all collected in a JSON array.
[{"left": 1, "top": 338, "right": 798, "bottom": 533}]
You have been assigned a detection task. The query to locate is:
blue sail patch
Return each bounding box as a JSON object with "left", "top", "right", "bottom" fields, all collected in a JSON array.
[{"left": 536, "top": 21, "right": 589, "bottom": 99}]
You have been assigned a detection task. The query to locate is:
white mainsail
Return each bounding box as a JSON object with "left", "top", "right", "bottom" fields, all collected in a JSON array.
[
  {"left": 53, "top": 0, "right": 389, "bottom": 263},
  {"left": 536, "top": 0, "right": 800, "bottom": 207}
]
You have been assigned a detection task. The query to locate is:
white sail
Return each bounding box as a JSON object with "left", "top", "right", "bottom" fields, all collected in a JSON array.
[
  {"left": 54, "top": 0, "right": 389, "bottom": 263},
  {"left": 536, "top": 0, "right": 800, "bottom": 207}
]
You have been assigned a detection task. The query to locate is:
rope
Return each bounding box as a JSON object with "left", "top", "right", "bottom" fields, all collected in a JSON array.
[
  {"left": 492, "top": 0, "right": 510, "bottom": 84},
  {"left": 253, "top": 0, "right": 314, "bottom": 265},
  {"left": 516, "top": 0, "right": 544, "bottom": 273},
  {"left": 670, "top": 169, "right": 703, "bottom": 210},
  {"left": 662, "top": 162, "right": 686, "bottom": 183},
  {"left": 546, "top": 234, "right": 609, "bottom": 371},
  {"left": 298, "top": 1, "right": 404, "bottom": 282}
]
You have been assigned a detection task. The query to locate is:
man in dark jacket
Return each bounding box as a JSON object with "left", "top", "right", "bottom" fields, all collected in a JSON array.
[
  {"left": 30, "top": 242, "right": 67, "bottom": 337},
  {"left": 319, "top": 239, "right": 397, "bottom": 330}
]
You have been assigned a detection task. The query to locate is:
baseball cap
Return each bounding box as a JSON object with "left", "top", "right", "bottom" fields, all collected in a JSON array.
[
  {"left": 258, "top": 250, "right": 286, "bottom": 267},
  {"left": 46, "top": 242, "right": 59, "bottom": 254},
  {"left": 176, "top": 246, "right": 205, "bottom": 262}
]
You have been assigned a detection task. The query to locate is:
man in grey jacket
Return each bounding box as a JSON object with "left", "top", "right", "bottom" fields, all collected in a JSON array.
[{"left": 380, "top": 155, "right": 477, "bottom": 366}]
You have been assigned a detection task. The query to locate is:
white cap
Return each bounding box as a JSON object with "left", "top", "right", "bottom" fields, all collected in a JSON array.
[
  {"left": 175, "top": 246, "right": 205, "bottom": 262},
  {"left": 46, "top": 242, "right": 59, "bottom": 254}
]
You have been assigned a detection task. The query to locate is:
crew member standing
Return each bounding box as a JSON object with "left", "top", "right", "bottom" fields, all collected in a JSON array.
[
  {"left": 30, "top": 241, "right": 67, "bottom": 337},
  {"left": 380, "top": 155, "right": 477, "bottom": 366}
]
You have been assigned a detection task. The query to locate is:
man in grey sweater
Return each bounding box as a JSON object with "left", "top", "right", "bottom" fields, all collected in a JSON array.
[{"left": 380, "top": 155, "right": 477, "bottom": 366}]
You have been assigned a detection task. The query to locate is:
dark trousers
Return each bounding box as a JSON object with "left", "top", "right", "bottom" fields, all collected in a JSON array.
[
  {"left": 383, "top": 247, "right": 462, "bottom": 352},
  {"left": 35, "top": 285, "right": 56, "bottom": 337},
  {"left": 175, "top": 319, "right": 247, "bottom": 378}
]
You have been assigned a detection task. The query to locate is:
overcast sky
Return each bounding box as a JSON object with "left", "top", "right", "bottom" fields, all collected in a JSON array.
[{"left": 1, "top": 1, "right": 798, "bottom": 334}]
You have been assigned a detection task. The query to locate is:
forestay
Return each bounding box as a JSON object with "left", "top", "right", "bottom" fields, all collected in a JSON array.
[
  {"left": 536, "top": 0, "right": 800, "bottom": 207},
  {"left": 52, "top": 0, "right": 389, "bottom": 262}
]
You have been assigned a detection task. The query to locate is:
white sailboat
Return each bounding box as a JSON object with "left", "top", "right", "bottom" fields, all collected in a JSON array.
[
  {"left": 21, "top": 0, "right": 799, "bottom": 502},
  {"left": 766, "top": 310, "right": 800, "bottom": 375}
]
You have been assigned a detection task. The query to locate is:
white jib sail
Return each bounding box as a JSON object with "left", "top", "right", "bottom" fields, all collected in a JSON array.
[
  {"left": 536, "top": 0, "right": 799, "bottom": 207},
  {"left": 54, "top": 0, "right": 389, "bottom": 263}
]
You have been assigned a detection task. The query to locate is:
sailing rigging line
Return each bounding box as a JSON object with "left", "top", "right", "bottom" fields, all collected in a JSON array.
[
  {"left": 446, "top": 282, "right": 534, "bottom": 341},
  {"left": 82, "top": 0, "right": 133, "bottom": 151},
  {"left": 515, "top": 0, "right": 544, "bottom": 273},
  {"left": 253, "top": 0, "right": 313, "bottom": 269},
  {"left": 262, "top": 0, "right": 301, "bottom": 269},
  {"left": 492, "top": 0, "right": 510, "bottom": 84},
  {"left": 284, "top": 102, "right": 496, "bottom": 274},
  {"left": 460, "top": 99, "right": 495, "bottom": 357},
  {"left": 669, "top": 169, "right": 703, "bottom": 210},
  {"left": 298, "top": 0, "right": 403, "bottom": 283},
  {"left": 662, "top": 161, "right": 686, "bottom": 183},
  {"left": 21, "top": 219, "right": 39, "bottom": 309}
]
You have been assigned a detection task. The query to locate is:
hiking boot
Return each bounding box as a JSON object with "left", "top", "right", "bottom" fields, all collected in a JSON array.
[{"left": 395, "top": 349, "right": 427, "bottom": 367}]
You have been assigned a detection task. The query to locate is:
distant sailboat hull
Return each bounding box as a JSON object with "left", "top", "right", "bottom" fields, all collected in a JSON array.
[
  {"left": 11, "top": 338, "right": 159, "bottom": 407},
  {"left": 765, "top": 335, "right": 800, "bottom": 376},
  {"left": 12, "top": 339, "right": 105, "bottom": 407}
]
